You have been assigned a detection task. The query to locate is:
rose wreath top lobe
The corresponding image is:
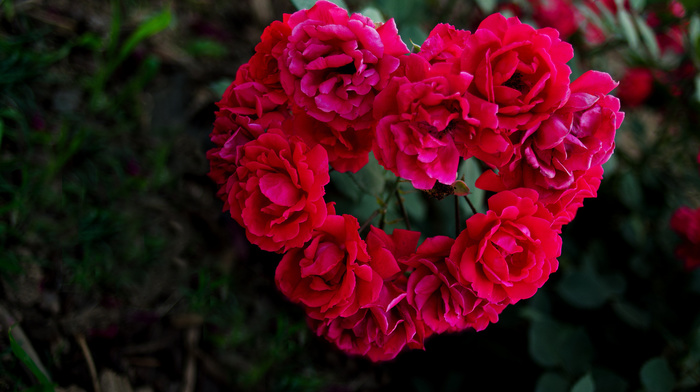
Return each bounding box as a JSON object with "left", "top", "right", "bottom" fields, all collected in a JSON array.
[{"left": 206, "top": 1, "right": 623, "bottom": 362}]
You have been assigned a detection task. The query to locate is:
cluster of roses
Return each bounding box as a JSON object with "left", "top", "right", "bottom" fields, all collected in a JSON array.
[{"left": 207, "top": 1, "right": 624, "bottom": 361}]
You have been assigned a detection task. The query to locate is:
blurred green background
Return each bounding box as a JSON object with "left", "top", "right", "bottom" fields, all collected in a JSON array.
[{"left": 1, "top": 0, "right": 700, "bottom": 391}]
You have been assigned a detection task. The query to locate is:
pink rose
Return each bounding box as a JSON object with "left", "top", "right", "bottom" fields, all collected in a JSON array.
[
  {"left": 286, "top": 110, "right": 374, "bottom": 173},
  {"left": 419, "top": 23, "right": 471, "bottom": 66},
  {"left": 309, "top": 281, "right": 429, "bottom": 362},
  {"left": 477, "top": 71, "right": 622, "bottom": 204},
  {"left": 206, "top": 110, "right": 265, "bottom": 205},
  {"left": 278, "top": 0, "right": 408, "bottom": 131},
  {"left": 372, "top": 55, "right": 481, "bottom": 189},
  {"left": 670, "top": 206, "right": 700, "bottom": 270},
  {"left": 226, "top": 132, "right": 329, "bottom": 253},
  {"left": 405, "top": 236, "right": 506, "bottom": 333},
  {"left": 275, "top": 214, "right": 383, "bottom": 319},
  {"left": 459, "top": 13, "right": 573, "bottom": 130},
  {"left": 517, "top": 70, "right": 621, "bottom": 191},
  {"left": 448, "top": 189, "right": 561, "bottom": 304}
]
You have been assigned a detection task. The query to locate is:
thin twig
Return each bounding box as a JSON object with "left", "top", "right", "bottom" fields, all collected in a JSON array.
[
  {"left": 76, "top": 333, "right": 101, "bottom": 392},
  {"left": 182, "top": 327, "right": 200, "bottom": 392},
  {"left": 463, "top": 195, "right": 477, "bottom": 215},
  {"left": 454, "top": 195, "right": 461, "bottom": 237},
  {"left": 395, "top": 187, "right": 411, "bottom": 230},
  {"left": 359, "top": 209, "right": 382, "bottom": 234}
]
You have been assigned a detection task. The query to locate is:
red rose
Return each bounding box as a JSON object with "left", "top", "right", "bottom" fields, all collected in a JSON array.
[
  {"left": 309, "top": 282, "right": 429, "bottom": 362},
  {"left": 286, "top": 110, "right": 374, "bottom": 173},
  {"left": 405, "top": 236, "right": 506, "bottom": 333},
  {"left": 373, "top": 55, "right": 477, "bottom": 189},
  {"left": 419, "top": 23, "right": 471, "bottom": 66},
  {"left": 278, "top": 0, "right": 408, "bottom": 131},
  {"left": 515, "top": 70, "right": 621, "bottom": 192},
  {"left": 206, "top": 110, "right": 265, "bottom": 205},
  {"left": 617, "top": 68, "right": 653, "bottom": 108},
  {"left": 477, "top": 71, "right": 622, "bottom": 206},
  {"left": 226, "top": 132, "right": 330, "bottom": 253},
  {"left": 275, "top": 214, "right": 383, "bottom": 319},
  {"left": 458, "top": 13, "right": 573, "bottom": 130},
  {"left": 448, "top": 189, "right": 561, "bottom": 304},
  {"left": 670, "top": 206, "right": 700, "bottom": 270},
  {"left": 527, "top": 0, "right": 581, "bottom": 40}
]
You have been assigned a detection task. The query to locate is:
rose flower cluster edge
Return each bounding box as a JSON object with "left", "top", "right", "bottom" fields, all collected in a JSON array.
[{"left": 206, "top": 0, "right": 624, "bottom": 362}]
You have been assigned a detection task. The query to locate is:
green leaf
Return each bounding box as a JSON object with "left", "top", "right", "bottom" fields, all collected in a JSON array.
[
  {"left": 640, "top": 357, "right": 675, "bottom": 392},
  {"left": 618, "top": 9, "right": 640, "bottom": 50},
  {"left": 529, "top": 318, "right": 567, "bottom": 368},
  {"left": 8, "top": 326, "right": 53, "bottom": 388},
  {"left": 536, "top": 372, "right": 569, "bottom": 392},
  {"left": 475, "top": 0, "right": 497, "bottom": 13},
  {"left": 348, "top": 153, "right": 386, "bottom": 198},
  {"left": 185, "top": 39, "right": 228, "bottom": 58},
  {"left": 690, "top": 14, "right": 700, "bottom": 62},
  {"left": 210, "top": 79, "right": 233, "bottom": 97},
  {"left": 560, "top": 328, "right": 594, "bottom": 375},
  {"left": 694, "top": 75, "right": 700, "bottom": 104},
  {"left": 612, "top": 299, "right": 651, "bottom": 329},
  {"left": 359, "top": 6, "right": 385, "bottom": 23},
  {"left": 116, "top": 8, "right": 172, "bottom": 65},
  {"left": 592, "top": 368, "right": 628, "bottom": 392},
  {"left": 291, "top": 0, "right": 348, "bottom": 11},
  {"left": 630, "top": 0, "right": 645, "bottom": 11},
  {"left": 635, "top": 15, "right": 660, "bottom": 60},
  {"left": 400, "top": 24, "right": 428, "bottom": 47},
  {"left": 398, "top": 182, "right": 427, "bottom": 223},
  {"left": 617, "top": 172, "right": 643, "bottom": 210},
  {"left": 107, "top": 0, "right": 122, "bottom": 57},
  {"left": 571, "top": 374, "right": 595, "bottom": 392},
  {"left": 557, "top": 270, "right": 610, "bottom": 309}
]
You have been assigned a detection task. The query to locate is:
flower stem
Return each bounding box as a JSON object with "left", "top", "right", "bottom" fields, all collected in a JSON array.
[
  {"left": 454, "top": 195, "right": 461, "bottom": 237},
  {"left": 463, "top": 195, "right": 477, "bottom": 215},
  {"left": 396, "top": 187, "right": 411, "bottom": 230},
  {"left": 360, "top": 209, "right": 382, "bottom": 235}
]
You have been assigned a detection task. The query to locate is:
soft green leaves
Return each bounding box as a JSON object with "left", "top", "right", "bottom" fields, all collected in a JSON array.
[
  {"left": 116, "top": 9, "right": 172, "bottom": 66},
  {"left": 635, "top": 15, "right": 660, "bottom": 60},
  {"left": 9, "top": 326, "right": 54, "bottom": 390},
  {"left": 618, "top": 8, "right": 640, "bottom": 50},
  {"left": 291, "top": 0, "right": 348, "bottom": 11},
  {"left": 556, "top": 266, "right": 624, "bottom": 309},
  {"left": 571, "top": 374, "right": 595, "bottom": 392},
  {"left": 536, "top": 372, "right": 569, "bottom": 392},
  {"left": 475, "top": 0, "right": 497, "bottom": 14},
  {"left": 360, "top": 6, "right": 385, "bottom": 23},
  {"left": 640, "top": 357, "right": 676, "bottom": 392},
  {"left": 529, "top": 317, "right": 594, "bottom": 374}
]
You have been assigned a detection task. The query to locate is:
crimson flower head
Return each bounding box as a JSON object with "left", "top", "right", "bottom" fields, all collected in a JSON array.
[
  {"left": 275, "top": 214, "right": 383, "bottom": 319},
  {"left": 670, "top": 206, "right": 700, "bottom": 270},
  {"left": 448, "top": 189, "right": 562, "bottom": 305},
  {"left": 459, "top": 13, "right": 573, "bottom": 130},
  {"left": 225, "top": 132, "right": 330, "bottom": 253},
  {"left": 278, "top": 0, "right": 408, "bottom": 132}
]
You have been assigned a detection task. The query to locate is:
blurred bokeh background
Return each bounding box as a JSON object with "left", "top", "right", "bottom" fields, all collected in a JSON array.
[{"left": 1, "top": 0, "right": 700, "bottom": 391}]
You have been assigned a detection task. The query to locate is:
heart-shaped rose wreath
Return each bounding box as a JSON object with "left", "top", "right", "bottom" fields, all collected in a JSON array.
[{"left": 207, "top": 1, "right": 624, "bottom": 362}]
